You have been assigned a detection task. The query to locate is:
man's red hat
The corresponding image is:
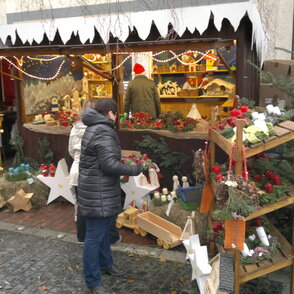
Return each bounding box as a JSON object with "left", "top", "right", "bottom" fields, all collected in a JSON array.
[{"left": 133, "top": 63, "right": 145, "bottom": 74}]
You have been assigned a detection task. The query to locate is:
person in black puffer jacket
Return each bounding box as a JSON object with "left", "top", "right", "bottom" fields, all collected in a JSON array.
[{"left": 78, "top": 98, "right": 142, "bottom": 294}]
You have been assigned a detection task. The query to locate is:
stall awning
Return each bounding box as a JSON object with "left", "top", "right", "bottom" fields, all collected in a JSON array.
[{"left": 0, "top": 1, "right": 267, "bottom": 61}]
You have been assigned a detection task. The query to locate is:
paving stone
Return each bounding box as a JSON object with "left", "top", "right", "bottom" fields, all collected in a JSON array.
[{"left": 0, "top": 229, "right": 198, "bottom": 294}]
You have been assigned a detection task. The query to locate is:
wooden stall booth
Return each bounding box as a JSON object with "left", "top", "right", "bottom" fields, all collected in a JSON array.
[{"left": 0, "top": 3, "right": 265, "bottom": 165}]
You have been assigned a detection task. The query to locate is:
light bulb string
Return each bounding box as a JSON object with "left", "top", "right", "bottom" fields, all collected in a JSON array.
[{"left": 2, "top": 56, "right": 66, "bottom": 80}]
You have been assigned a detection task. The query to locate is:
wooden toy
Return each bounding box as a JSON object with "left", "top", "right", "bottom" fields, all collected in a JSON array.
[
  {"left": 7, "top": 189, "right": 34, "bottom": 212},
  {"left": 115, "top": 207, "right": 145, "bottom": 233},
  {"left": 136, "top": 211, "right": 183, "bottom": 249}
]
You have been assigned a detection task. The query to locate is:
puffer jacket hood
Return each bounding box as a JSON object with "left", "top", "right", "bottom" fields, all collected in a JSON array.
[
  {"left": 71, "top": 120, "right": 86, "bottom": 139},
  {"left": 82, "top": 108, "right": 114, "bottom": 128}
]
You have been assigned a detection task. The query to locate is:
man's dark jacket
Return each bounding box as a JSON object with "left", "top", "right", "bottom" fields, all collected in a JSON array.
[
  {"left": 78, "top": 108, "right": 142, "bottom": 218},
  {"left": 124, "top": 75, "right": 161, "bottom": 117}
]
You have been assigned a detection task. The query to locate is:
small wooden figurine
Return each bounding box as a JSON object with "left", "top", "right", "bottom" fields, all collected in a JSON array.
[
  {"left": 7, "top": 189, "right": 34, "bottom": 212},
  {"left": 182, "top": 176, "right": 189, "bottom": 188},
  {"left": 172, "top": 175, "right": 180, "bottom": 191}
]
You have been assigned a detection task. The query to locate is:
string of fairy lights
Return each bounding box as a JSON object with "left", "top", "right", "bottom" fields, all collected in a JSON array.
[{"left": 0, "top": 50, "right": 217, "bottom": 81}]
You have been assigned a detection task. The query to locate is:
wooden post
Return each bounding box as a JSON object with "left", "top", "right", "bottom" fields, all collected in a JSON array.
[
  {"left": 233, "top": 249, "right": 241, "bottom": 294},
  {"left": 235, "top": 119, "right": 244, "bottom": 176},
  {"left": 210, "top": 107, "right": 217, "bottom": 167}
]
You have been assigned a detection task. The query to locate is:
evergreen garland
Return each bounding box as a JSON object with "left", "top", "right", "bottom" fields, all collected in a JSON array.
[{"left": 134, "top": 135, "right": 190, "bottom": 180}]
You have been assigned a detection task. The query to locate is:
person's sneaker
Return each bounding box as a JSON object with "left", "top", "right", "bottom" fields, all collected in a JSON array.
[
  {"left": 89, "top": 284, "right": 112, "bottom": 294},
  {"left": 111, "top": 234, "right": 122, "bottom": 246},
  {"left": 77, "top": 240, "right": 84, "bottom": 246},
  {"left": 100, "top": 264, "right": 125, "bottom": 276}
]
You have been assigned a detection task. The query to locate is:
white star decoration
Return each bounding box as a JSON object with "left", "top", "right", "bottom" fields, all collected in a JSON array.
[
  {"left": 121, "top": 174, "right": 159, "bottom": 209},
  {"left": 37, "top": 158, "right": 75, "bottom": 205},
  {"left": 183, "top": 234, "right": 212, "bottom": 294}
]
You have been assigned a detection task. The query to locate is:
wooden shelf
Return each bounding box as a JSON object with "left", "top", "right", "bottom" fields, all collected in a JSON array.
[
  {"left": 160, "top": 95, "right": 229, "bottom": 99},
  {"left": 209, "top": 108, "right": 294, "bottom": 294},
  {"left": 210, "top": 120, "right": 294, "bottom": 158},
  {"left": 152, "top": 70, "right": 229, "bottom": 75},
  {"left": 239, "top": 222, "right": 293, "bottom": 283},
  {"left": 244, "top": 187, "right": 294, "bottom": 221}
]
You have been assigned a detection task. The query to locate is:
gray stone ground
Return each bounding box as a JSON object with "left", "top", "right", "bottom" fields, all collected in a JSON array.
[
  {"left": 0, "top": 221, "right": 291, "bottom": 294},
  {"left": 0, "top": 222, "right": 198, "bottom": 294}
]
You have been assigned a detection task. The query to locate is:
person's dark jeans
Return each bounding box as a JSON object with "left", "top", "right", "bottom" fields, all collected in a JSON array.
[
  {"left": 75, "top": 186, "right": 119, "bottom": 244},
  {"left": 83, "top": 217, "right": 114, "bottom": 288},
  {"left": 76, "top": 214, "right": 119, "bottom": 244}
]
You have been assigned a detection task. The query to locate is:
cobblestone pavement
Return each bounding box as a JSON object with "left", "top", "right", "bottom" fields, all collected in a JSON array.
[{"left": 0, "top": 229, "right": 198, "bottom": 294}]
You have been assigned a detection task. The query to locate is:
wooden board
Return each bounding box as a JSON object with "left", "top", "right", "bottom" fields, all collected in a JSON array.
[
  {"left": 278, "top": 120, "right": 294, "bottom": 131},
  {"left": 244, "top": 195, "right": 294, "bottom": 221},
  {"left": 272, "top": 125, "right": 290, "bottom": 137}
]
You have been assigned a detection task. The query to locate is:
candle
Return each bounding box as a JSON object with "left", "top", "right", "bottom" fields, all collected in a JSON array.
[
  {"left": 162, "top": 188, "right": 168, "bottom": 195},
  {"left": 154, "top": 192, "right": 160, "bottom": 199},
  {"left": 171, "top": 191, "right": 177, "bottom": 198},
  {"left": 161, "top": 195, "right": 167, "bottom": 202}
]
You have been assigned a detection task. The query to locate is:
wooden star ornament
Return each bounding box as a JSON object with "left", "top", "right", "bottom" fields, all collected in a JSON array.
[
  {"left": 37, "top": 158, "right": 75, "bottom": 205},
  {"left": 7, "top": 189, "right": 34, "bottom": 212}
]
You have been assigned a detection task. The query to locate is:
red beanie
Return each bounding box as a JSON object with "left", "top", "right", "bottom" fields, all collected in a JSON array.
[{"left": 133, "top": 63, "right": 145, "bottom": 74}]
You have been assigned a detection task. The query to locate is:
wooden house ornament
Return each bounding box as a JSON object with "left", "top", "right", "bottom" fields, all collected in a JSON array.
[
  {"left": 51, "top": 97, "right": 59, "bottom": 114},
  {"left": 202, "top": 79, "right": 235, "bottom": 96},
  {"left": 188, "top": 64, "right": 196, "bottom": 72},
  {"left": 72, "top": 88, "right": 81, "bottom": 113},
  {"left": 206, "top": 59, "right": 217, "bottom": 71},
  {"left": 7, "top": 189, "right": 34, "bottom": 212},
  {"left": 152, "top": 65, "right": 159, "bottom": 73},
  {"left": 170, "top": 63, "right": 177, "bottom": 72},
  {"left": 62, "top": 95, "right": 71, "bottom": 112}
]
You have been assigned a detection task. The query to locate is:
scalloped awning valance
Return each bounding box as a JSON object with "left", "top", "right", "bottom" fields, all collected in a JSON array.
[{"left": 0, "top": 2, "right": 267, "bottom": 61}]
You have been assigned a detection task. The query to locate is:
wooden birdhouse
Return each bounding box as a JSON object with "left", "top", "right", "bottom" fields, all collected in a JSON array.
[
  {"left": 51, "top": 97, "right": 59, "bottom": 114},
  {"left": 152, "top": 65, "right": 159, "bottom": 73},
  {"left": 189, "top": 64, "right": 196, "bottom": 72},
  {"left": 170, "top": 63, "right": 177, "bottom": 72},
  {"left": 62, "top": 95, "right": 71, "bottom": 112},
  {"left": 206, "top": 60, "right": 217, "bottom": 71},
  {"left": 7, "top": 189, "right": 34, "bottom": 212},
  {"left": 72, "top": 88, "right": 81, "bottom": 112}
]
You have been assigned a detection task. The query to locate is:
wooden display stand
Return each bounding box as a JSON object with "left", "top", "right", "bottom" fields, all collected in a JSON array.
[{"left": 209, "top": 107, "right": 294, "bottom": 294}]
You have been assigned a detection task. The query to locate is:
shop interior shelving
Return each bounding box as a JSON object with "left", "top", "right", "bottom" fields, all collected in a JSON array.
[{"left": 209, "top": 107, "right": 294, "bottom": 294}]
